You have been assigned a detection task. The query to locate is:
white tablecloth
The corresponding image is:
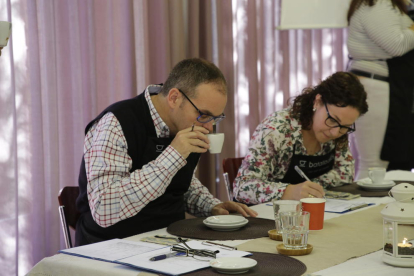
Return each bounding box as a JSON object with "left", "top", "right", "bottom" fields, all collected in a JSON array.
[{"left": 28, "top": 170, "right": 414, "bottom": 275}]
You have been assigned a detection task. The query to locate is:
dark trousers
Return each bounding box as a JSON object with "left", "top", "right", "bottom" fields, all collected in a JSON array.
[{"left": 387, "top": 161, "right": 414, "bottom": 172}]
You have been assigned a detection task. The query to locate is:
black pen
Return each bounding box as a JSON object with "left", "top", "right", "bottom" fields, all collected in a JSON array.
[{"left": 149, "top": 252, "right": 184, "bottom": 261}]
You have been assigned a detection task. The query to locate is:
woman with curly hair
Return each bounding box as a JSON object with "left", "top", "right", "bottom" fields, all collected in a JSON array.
[{"left": 233, "top": 72, "right": 368, "bottom": 204}]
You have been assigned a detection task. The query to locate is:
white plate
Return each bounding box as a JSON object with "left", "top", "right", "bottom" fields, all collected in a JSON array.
[
  {"left": 205, "top": 215, "right": 247, "bottom": 225},
  {"left": 356, "top": 179, "right": 396, "bottom": 190},
  {"left": 203, "top": 219, "right": 248, "bottom": 231},
  {"left": 357, "top": 178, "right": 395, "bottom": 186},
  {"left": 210, "top": 257, "right": 257, "bottom": 274}
]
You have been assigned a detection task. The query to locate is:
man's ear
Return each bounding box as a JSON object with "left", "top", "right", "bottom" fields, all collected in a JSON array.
[{"left": 167, "top": 88, "right": 182, "bottom": 108}]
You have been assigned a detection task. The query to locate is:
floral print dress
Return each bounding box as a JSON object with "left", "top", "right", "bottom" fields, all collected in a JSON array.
[{"left": 233, "top": 107, "right": 354, "bottom": 205}]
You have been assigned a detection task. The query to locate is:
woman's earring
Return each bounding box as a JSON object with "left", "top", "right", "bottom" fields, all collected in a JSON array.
[{"left": 312, "top": 107, "right": 316, "bottom": 112}]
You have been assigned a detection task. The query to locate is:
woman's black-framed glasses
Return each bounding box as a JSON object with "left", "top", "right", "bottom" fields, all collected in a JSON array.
[
  {"left": 171, "top": 238, "right": 219, "bottom": 261},
  {"left": 177, "top": 88, "right": 225, "bottom": 124},
  {"left": 324, "top": 103, "right": 356, "bottom": 134}
]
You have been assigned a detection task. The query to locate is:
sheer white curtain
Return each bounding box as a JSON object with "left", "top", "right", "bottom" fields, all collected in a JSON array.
[
  {"left": 0, "top": 0, "right": 349, "bottom": 274},
  {"left": 1, "top": 0, "right": 141, "bottom": 274}
]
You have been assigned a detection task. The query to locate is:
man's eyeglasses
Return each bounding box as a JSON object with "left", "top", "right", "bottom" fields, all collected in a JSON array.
[
  {"left": 324, "top": 103, "right": 356, "bottom": 134},
  {"left": 177, "top": 89, "right": 225, "bottom": 124},
  {"left": 171, "top": 238, "right": 219, "bottom": 261}
]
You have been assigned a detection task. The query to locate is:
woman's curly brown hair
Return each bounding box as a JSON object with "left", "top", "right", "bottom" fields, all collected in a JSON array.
[{"left": 291, "top": 72, "right": 368, "bottom": 149}]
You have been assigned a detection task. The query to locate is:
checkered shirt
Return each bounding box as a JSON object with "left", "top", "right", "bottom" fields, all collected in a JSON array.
[{"left": 84, "top": 85, "right": 221, "bottom": 227}]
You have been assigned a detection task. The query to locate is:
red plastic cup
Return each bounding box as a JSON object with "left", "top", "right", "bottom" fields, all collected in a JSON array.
[{"left": 300, "top": 198, "right": 326, "bottom": 230}]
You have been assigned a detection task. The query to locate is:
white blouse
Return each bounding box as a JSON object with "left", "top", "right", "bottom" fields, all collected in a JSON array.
[{"left": 347, "top": 0, "right": 414, "bottom": 76}]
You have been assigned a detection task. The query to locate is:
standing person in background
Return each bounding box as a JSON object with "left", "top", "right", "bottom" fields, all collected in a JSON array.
[
  {"left": 347, "top": 0, "right": 414, "bottom": 179},
  {"left": 233, "top": 72, "right": 368, "bottom": 204}
]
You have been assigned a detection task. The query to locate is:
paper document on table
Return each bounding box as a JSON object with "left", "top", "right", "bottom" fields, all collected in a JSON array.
[
  {"left": 59, "top": 239, "right": 165, "bottom": 262},
  {"left": 325, "top": 199, "right": 375, "bottom": 213},
  {"left": 118, "top": 240, "right": 252, "bottom": 276},
  {"left": 59, "top": 239, "right": 252, "bottom": 276}
]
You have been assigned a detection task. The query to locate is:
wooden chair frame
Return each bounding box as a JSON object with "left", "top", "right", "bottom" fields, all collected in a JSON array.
[
  {"left": 58, "top": 186, "right": 81, "bottom": 248},
  {"left": 222, "top": 157, "right": 244, "bottom": 201}
]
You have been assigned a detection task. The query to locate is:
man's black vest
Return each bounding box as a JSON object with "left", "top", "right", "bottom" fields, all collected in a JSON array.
[{"left": 75, "top": 91, "right": 200, "bottom": 246}]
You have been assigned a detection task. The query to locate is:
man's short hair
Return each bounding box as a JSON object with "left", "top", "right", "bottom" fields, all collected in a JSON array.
[{"left": 160, "top": 58, "right": 227, "bottom": 98}]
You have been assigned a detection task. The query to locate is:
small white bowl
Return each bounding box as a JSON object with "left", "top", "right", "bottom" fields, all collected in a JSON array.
[
  {"left": 203, "top": 219, "right": 248, "bottom": 231},
  {"left": 210, "top": 257, "right": 257, "bottom": 274},
  {"left": 205, "top": 215, "right": 247, "bottom": 225}
]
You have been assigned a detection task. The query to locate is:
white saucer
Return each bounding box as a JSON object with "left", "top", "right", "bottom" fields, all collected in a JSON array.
[
  {"left": 356, "top": 178, "right": 396, "bottom": 190},
  {"left": 203, "top": 219, "right": 248, "bottom": 231},
  {"left": 210, "top": 257, "right": 257, "bottom": 274},
  {"left": 205, "top": 215, "right": 247, "bottom": 225}
]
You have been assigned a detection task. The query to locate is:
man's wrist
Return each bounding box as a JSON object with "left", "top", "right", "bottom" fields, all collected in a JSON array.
[{"left": 208, "top": 199, "right": 223, "bottom": 215}]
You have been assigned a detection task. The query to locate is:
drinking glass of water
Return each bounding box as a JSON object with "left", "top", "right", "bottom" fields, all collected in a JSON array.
[
  {"left": 279, "top": 211, "right": 310, "bottom": 249},
  {"left": 272, "top": 200, "right": 301, "bottom": 235}
]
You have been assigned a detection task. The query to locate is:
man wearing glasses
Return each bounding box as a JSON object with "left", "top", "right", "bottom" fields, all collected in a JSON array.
[
  {"left": 75, "top": 58, "right": 257, "bottom": 246},
  {"left": 233, "top": 72, "right": 369, "bottom": 204}
]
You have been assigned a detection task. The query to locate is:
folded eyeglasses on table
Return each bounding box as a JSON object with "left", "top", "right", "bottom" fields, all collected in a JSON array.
[{"left": 171, "top": 238, "right": 220, "bottom": 261}]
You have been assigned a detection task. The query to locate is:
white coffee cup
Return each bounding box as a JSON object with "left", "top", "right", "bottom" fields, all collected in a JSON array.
[
  {"left": 206, "top": 133, "right": 224, "bottom": 154},
  {"left": 368, "top": 167, "right": 386, "bottom": 184},
  {"left": 0, "top": 21, "right": 12, "bottom": 47}
]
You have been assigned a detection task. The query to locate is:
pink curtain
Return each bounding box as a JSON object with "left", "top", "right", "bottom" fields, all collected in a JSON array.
[{"left": 0, "top": 0, "right": 348, "bottom": 274}]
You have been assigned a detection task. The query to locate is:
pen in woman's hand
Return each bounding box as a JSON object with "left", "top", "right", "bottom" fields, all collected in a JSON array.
[
  {"left": 294, "top": 165, "right": 326, "bottom": 199},
  {"left": 294, "top": 166, "right": 311, "bottom": 182}
]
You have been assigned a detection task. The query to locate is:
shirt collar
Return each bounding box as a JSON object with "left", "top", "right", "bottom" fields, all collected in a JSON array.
[{"left": 144, "top": 85, "right": 170, "bottom": 138}]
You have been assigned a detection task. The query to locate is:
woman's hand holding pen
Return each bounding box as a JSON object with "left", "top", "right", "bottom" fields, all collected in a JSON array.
[{"left": 282, "top": 181, "right": 325, "bottom": 200}]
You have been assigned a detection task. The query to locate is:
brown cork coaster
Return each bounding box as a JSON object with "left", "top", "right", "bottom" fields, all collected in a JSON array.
[
  {"left": 277, "top": 244, "right": 313, "bottom": 256},
  {"left": 268, "top": 229, "right": 283, "bottom": 241},
  {"left": 167, "top": 217, "right": 275, "bottom": 240}
]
